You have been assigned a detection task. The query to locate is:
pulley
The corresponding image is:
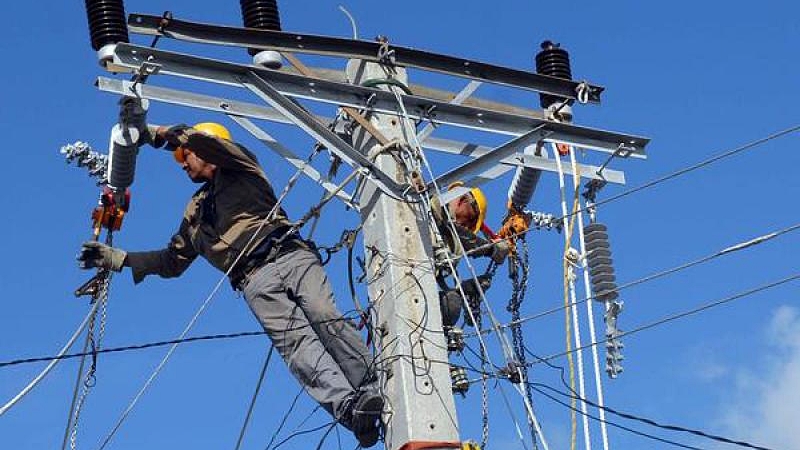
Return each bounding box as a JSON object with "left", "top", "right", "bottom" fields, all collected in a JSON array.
[
  {"left": 450, "top": 366, "right": 469, "bottom": 396},
  {"left": 444, "top": 326, "right": 465, "bottom": 353}
]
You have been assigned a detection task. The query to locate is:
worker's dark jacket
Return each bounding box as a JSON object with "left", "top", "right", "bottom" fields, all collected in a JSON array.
[
  {"left": 430, "top": 196, "right": 493, "bottom": 258},
  {"left": 126, "top": 127, "right": 290, "bottom": 284}
]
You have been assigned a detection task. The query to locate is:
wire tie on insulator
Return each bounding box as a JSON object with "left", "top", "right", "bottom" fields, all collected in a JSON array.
[{"left": 575, "top": 81, "right": 590, "bottom": 104}]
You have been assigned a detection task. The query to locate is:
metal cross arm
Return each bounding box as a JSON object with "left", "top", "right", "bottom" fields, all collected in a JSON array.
[
  {"left": 110, "top": 44, "right": 648, "bottom": 156},
  {"left": 433, "top": 125, "right": 550, "bottom": 191},
  {"left": 240, "top": 71, "right": 407, "bottom": 199},
  {"left": 127, "top": 13, "right": 604, "bottom": 103},
  {"left": 96, "top": 77, "right": 359, "bottom": 210}
]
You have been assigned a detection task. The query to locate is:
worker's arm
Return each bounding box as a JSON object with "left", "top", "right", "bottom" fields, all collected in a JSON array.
[
  {"left": 151, "top": 124, "right": 261, "bottom": 172},
  {"left": 124, "top": 218, "right": 199, "bottom": 284}
]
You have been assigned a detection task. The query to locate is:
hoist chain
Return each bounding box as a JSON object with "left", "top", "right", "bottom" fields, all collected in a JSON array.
[
  {"left": 506, "top": 236, "right": 539, "bottom": 448},
  {"left": 70, "top": 233, "right": 113, "bottom": 450},
  {"left": 480, "top": 372, "right": 490, "bottom": 450}
]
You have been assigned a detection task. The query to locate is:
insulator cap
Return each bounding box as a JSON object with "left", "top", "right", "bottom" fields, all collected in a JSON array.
[
  {"left": 240, "top": 0, "right": 282, "bottom": 56},
  {"left": 535, "top": 40, "right": 573, "bottom": 109},
  {"left": 85, "top": 0, "right": 129, "bottom": 51}
]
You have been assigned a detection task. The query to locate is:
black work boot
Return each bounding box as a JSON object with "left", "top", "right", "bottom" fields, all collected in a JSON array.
[{"left": 351, "top": 390, "right": 384, "bottom": 448}]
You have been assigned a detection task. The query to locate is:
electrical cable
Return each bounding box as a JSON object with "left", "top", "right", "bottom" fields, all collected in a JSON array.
[
  {"left": 471, "top": 221, "right": 800, "bottom": 337},
  {"left": 464, "top": 124, "right": 800, "bottom": 258},
  {"left": 532, "top": 382, "right": 775, "bottom": 450},
  {"left": 523, "top": 345, "right": 775, "bottom": 450},
  {"left": 531, "top": 271, "right": 800, "bottom": 365},
  {"left": 529, "top": 383, "right": 707, "bottom": 450},
  {"left": 234, "top": 344, "right": 275, "bottom": 450},
  {"left": 0, "top": 300, "right": 101, "bottom": 416}
]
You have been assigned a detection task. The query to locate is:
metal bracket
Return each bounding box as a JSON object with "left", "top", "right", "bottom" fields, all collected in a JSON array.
[{"left": 239, "top": 70, "right": 408, "bottom": 200}]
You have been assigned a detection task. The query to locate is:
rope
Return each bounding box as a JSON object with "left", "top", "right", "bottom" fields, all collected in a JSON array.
[
  {"left": 553, "top": 147, "right": 580, "bottom": 450},
  {"left": 569, "top": 146, "right": 610, "bottom": 450}
]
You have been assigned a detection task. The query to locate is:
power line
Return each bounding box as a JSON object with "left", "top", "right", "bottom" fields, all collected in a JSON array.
[
  {"left": 465, "top": 123, "right": 800, "bottom": 258},
  {"left": 523, "top": 346, "right": 776, "bottom": 450},
  {"left": 532, "top": 382, "right": 775, "bottom": 450},
  {"left": 593, "top": 124, "right": 800, "bottom": 210},
  {"left": 531, "top": 271, "right": 800, "bottom": 365},
  {"left": 529, "top": 383, "right": 707, "bottom": 450},
  {"left": 0, "top": 315, "right": 358, "bottom": 370},
  {"left": 470, "top": 221, "right": 800, "bottom": 338}
]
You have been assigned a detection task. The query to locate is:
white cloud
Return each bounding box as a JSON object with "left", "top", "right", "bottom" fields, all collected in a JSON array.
[{"left": 722, "top": 305, "right": 800, "bottom": 450}]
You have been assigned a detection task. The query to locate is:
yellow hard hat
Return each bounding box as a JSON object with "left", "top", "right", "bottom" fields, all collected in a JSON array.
[
  {"left": 447, "top": 181, "right": 488, "bottom": 233},
  {"left": 470, "top": 186, "right": 487, "bottom": 233},
  {"left": 173, "top": 123, "right": 233, "bottom": 163},
  {"left": 193, "top": 122, "right": 232, "bottom": 141}
]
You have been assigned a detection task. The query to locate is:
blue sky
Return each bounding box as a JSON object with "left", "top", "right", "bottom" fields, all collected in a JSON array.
[{"left": 1, "top": 1, "right": 799, "bottom": 450}]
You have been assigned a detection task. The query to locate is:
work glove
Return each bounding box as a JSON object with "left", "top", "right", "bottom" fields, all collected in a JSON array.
[
  {"left": 158, "top": 124, "right": 192, "bottom": 150},
  {"left": 78, "top": 241, "right": 127, "bottom": 272},
  {"left": 491, "top": 239, "right": 510, "bottom": 264}
]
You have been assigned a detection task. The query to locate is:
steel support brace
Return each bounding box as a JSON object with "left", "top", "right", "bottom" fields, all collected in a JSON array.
[
  {"left": 227, "top": 116, "right": 359, "bottom": 210},
  {"left": 97, "top": 78, "right": 627, "bottom": 189},
  {"left": 433, "top": 125, "right": 549, "bottom": 190},
  {"left": 127, "top": 13, "right": 604, "bottom": 103},
  {"left": 239, "top": 71, "right": 406, "bottom": 199},
  {"left": 110, "top": 44, "right": 648, "bottom": 156}
]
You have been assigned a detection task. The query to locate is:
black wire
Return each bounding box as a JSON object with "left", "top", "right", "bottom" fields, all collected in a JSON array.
[
  {"left": 530, "top": 272, "right": 800, "bottom": 366},
  {"left": 534, "top": 382, "right": 776, "bottom": 450},
  {"left": 0, "top": 313, "right": 360, "bottom": 369},
  {"left": 523, "top": 345, "right": 776, "bottom": 450},
  {"left": 529, "top": 383, "right": 708, "bottom": 450},
  {"left": 465, "top": 124, "right": 800, "bottom": 259}
]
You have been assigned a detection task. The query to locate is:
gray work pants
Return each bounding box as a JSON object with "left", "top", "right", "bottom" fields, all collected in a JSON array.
[{"left": 242, "top": 246, "right": 373, "bottom": 421}]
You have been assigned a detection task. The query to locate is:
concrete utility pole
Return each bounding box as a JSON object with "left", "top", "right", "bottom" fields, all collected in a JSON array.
[{"left": 347, "top": 60, "right": 460, "bottom": 450}]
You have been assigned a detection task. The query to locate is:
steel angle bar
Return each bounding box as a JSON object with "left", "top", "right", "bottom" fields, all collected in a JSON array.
[
  {"left": 96, "top": 78, "right": 358, "bottom": 209},
  {"left": 239, "top": 71, "right": 406, "bottom": 198},
  {"left": 111, "top": 44, "right": 648, "bottom": 156},
  {"left": 433, "top": 125, "right": 548, "bottom": 190},
  {"left": 128, "top": 13, "right": 604, "bottom": 103},
  {"left": 96, "top": 77, "right": 294, "bottom": 125},
  {"left": 228, "top": 116, "right": 359, "bottom": 210},
  {"left": 417, "top": 80, "right": 482, "bottom": 143}
]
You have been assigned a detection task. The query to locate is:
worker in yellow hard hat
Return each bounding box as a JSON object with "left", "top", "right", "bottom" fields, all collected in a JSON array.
[
  {"left": 432, "top": 181, "right": 509, "bottom": 264},
  {"left": 78, "top": 121, "right": 384, "bottom": 447},
  {"left": 431, "top": 182, "right": 510, "bottom": 328}
]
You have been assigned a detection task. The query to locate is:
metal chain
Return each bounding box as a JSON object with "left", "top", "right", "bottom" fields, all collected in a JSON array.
[
  {"left": 506, "top": 237, "right": 539, "bottom": 449},
  {"left": 480, "top": 372, "right": 490, "bottom": 450},
  {"left": 69, "top": 233, "right": 113, "bottom": 450}
]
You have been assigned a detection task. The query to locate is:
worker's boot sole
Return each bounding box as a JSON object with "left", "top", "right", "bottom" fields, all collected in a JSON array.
[{"left": 352, "top": 393, "right": 384, "bottom": 448}]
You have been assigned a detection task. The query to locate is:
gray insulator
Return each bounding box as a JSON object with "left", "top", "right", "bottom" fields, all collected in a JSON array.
[
  {"left": 507, "top": 144, "right": 542, "bottom": 207},
  {"left": 584, "top": 222, "right": 619, "bottom": 302},
  {"left": 107, "top": 124, "right": 140, "bottom": 191}
]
